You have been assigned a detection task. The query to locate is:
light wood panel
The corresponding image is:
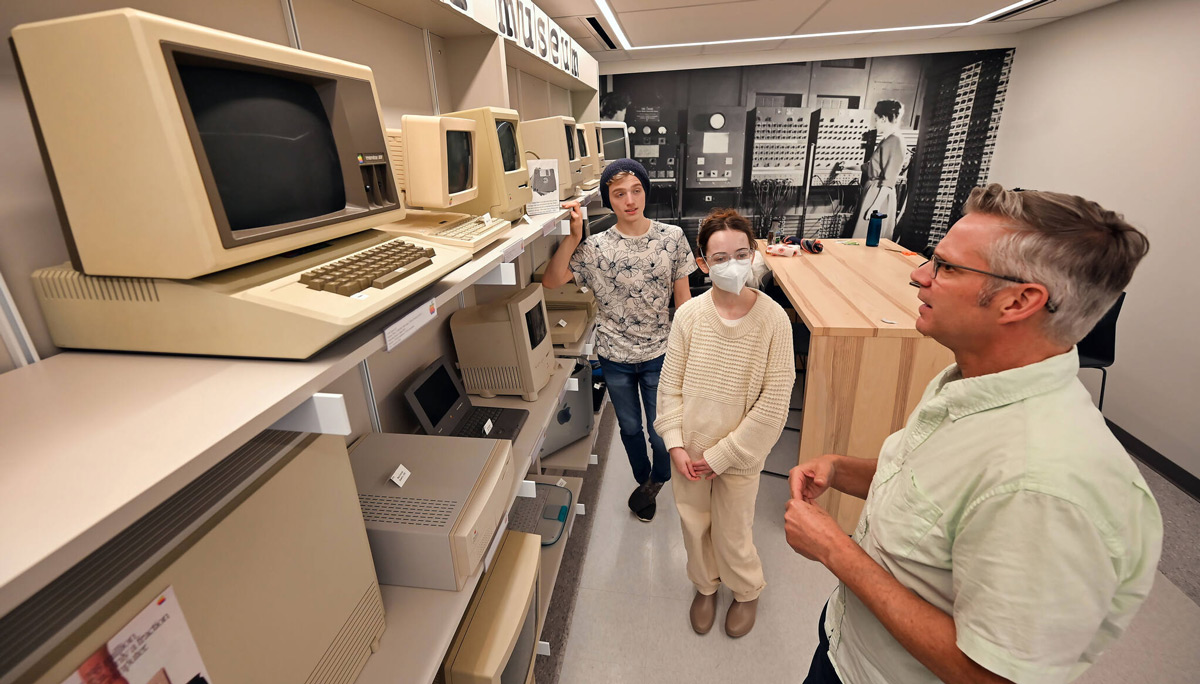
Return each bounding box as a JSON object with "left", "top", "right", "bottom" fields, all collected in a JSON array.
[{"left": 765, "top": 239, "right": 953, "bottom": 533}]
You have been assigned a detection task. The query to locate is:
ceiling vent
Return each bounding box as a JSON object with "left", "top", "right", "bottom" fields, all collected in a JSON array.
[
  {"left": 987, "top": 0, "right": 1057, "bottom": 21},
  {"left": 584, "top": 16, "right": 618, "bottom": 50}
]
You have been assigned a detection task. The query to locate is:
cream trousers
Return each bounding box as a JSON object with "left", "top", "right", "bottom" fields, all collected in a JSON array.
[{"left": 671, "top": 465, "right": 765, "bottom": 602}]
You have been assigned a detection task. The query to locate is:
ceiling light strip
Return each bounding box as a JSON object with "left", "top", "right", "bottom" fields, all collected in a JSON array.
[{"left": 593, "top": 0, "right": 1038, "bottom": 51}]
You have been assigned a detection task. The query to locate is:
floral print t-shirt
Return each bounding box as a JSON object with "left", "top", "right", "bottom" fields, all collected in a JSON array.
[{"left": 569, "top": 221, "right": 696, "bottom": 363}]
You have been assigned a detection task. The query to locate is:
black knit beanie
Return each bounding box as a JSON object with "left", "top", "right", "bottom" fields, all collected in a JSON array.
[{"left": 599, "top": 158, "right": 650, "bottom": 209}]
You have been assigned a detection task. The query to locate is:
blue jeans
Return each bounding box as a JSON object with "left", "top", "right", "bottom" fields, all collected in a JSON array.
[{"left": 598, "top": 354, "right": 671, "bottom": 485}]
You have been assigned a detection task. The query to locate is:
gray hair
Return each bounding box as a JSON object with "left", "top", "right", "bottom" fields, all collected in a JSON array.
[{"left": 966, "top": 184, "right": 1150, "bottom": 346}]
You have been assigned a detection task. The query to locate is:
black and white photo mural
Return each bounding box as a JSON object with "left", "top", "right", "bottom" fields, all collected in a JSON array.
[{"left": 604, "top": 48, "right": 1014, "bottom": 254}]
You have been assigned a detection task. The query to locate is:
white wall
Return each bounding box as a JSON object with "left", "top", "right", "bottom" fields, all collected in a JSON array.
[{"left": 990, "top": 0, "right": 1200, "bottom": 476}]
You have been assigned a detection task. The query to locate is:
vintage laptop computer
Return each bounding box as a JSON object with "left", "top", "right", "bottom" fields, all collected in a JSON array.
[{"left": 405, "top": 356, "right": 529, "bottom": 439}]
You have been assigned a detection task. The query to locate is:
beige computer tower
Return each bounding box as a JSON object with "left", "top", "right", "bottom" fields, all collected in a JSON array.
[
  {"left": 349, "top": 433, "right": 515, "bottom": 591},
  {"left": 27, "top": 433, "right": 385, "bottom": 684},
  {"left": 450, "top": 283, "right": 555, "bottom": 401}
]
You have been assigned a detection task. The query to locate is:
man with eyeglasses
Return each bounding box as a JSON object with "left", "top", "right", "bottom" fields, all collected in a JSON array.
[{"left": 784, "top": 184, "right": 1162, "bottom": 684}]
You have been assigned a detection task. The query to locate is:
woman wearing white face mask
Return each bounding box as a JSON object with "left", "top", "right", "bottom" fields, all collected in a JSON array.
[{"left": 654, "top": 209, "right": 795, "bottom": 639}]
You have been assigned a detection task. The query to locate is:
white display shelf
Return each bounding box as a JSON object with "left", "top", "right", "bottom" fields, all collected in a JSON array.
[
  {"left": 472, "top": 358, "right": 574, "bottom": 477},
  {"left": 525, "top": 473, "right": 584, "bottom": 641},
  {"left": 502, "top": 39, "right": 594, "bottom": 92},
  {"left": 538, "top": 385, "right": 607, "bottom": 473},
  {"left": 352, "top": 0, "right": 494, "bottom": 38},
  {"left": 0, "top": 239, "right": 571, "bottom": 617}
]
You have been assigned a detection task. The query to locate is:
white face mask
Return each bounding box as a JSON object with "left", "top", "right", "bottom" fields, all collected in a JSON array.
[{"left": 709, "top": 258, "right": 753, "bottom": 295}]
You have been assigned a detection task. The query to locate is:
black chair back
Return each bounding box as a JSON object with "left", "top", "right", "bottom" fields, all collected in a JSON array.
[{"left": 1076, "top": 292, "right": 1126, "bottom": 368}]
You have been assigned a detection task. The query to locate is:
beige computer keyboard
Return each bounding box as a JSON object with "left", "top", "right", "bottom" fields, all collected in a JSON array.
[
  {"left": 386, "top": 212, "right": 512, "bottom": 252},
  {"left": 32, "top": 231, "right": 472, "bottom": 358}
]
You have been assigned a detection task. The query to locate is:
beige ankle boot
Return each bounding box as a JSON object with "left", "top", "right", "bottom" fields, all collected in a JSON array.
[
  {"left": 690, "top": 591, "right": 718, "bottom": 634},
  {"left": 724, "top": 598, "right": 758, "bottom": 638}
]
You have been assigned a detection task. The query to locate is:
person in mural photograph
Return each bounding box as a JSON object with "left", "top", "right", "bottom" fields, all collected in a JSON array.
[
  {"left": 541, "top": 159, "right": 696, "bottom": 522},
  {"left": 784, "top": 184, "right": 1161, "bottom": 684},
  {"left": 654, "top": 208, "right": 793, "bottom": 638},
  {"left": 846, "top": 99, "right": 907, "bottom": 242},
  {"left": 600, "top": 90, "right": 631, "bottom": 122}
]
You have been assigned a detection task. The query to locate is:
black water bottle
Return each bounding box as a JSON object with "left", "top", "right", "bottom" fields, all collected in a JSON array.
[{"left": 866, "top": 210, "right": 886, "bottom": 247}]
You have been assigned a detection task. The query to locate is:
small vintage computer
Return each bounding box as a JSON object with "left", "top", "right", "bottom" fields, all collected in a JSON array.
[
  {"left": 404, "top": 356, "right": 529, "bottom": 440},
  {"left": 384, "top": 115, "right": 512, "bottom": 252},
  {"left": 444, "top": 106, "right": 534, "bottom": 221},
  {"left": 595, "top": 121, "right": 632, "bottom": 169},
  {"left": 13, "top": 9, "right": 471, "bottom": 358},
  {"left": 450, "top": 283, "right": 555, "bottom": 402},
  {"left": 580, "top": 122, "right": 604, "bottom": 184},
  {"left": 10, "top": 433, "right": 386, "bottom": 684},
  {"left": 519, "top": 115, "right": 580, "bottom": 200},
  {"left": 349, "top": 432, "right": 515, "bottom": 591},
  {"left": 575, "top": 125, "right": 598, "bottom": 190}
]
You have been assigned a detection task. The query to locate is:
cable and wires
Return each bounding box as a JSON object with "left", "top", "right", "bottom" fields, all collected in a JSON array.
[{"left": 749, "top": 178, "right": 793, "bottom": 239}]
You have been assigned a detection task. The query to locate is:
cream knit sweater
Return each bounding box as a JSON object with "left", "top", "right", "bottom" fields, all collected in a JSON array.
[{"left": 654, "top": 290, "right": 795, "bottom": 476}]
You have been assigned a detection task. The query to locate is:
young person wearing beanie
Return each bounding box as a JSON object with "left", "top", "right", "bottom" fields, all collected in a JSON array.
[
  {"left": 542, "top": 159, "right": 696, "bottom": 521},
  {"left": 655, "top": 209, "right": 794, "bottom": 638}
]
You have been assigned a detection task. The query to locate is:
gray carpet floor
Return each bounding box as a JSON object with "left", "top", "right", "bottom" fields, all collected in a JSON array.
[{"left": 534, "top": 403, "right": 616, "bottom": 684}]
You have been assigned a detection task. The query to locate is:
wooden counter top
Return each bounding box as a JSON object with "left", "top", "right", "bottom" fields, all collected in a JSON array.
[{"left": 763, "top": 238, "right": 928, "bottom": 338}]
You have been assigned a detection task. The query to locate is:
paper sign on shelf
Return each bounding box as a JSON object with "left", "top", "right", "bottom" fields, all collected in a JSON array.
[
  {"left": 385, "top": 299, "right": 437, "bottom": 351},
  {"left": 389, "top": 464, "right": 411, "bottom": 488},
  {"left": 503, "top": 241, "right": 524, "bottom": 263},
  {"left": 483, "top": 419, "right": 494, "bottom": 435},
  {"left": 526, "top": 159, "right": 561, "bottom": 216}
]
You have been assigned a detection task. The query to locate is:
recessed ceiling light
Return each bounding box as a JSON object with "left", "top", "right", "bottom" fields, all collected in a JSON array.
[{"left": 592, "top": 0, "right": 1040, "bottom": 51}]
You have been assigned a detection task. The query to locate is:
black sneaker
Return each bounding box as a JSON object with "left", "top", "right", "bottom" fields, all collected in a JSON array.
[
  {"left": 628, "top": 480, "right": 665, "bottom": 513},
  {"left": 636, "top": 501, "right": 656, "bottom": 522}
]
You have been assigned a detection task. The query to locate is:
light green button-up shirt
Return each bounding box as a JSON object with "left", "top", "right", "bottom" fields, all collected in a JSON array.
[{"left": 825, "top": 349, "right": 1162, "bottom": 684}]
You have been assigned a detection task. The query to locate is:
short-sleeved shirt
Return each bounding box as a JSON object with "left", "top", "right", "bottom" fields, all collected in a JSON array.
[
  {"left": 569, "top": 221, "right": 696, "bottom": 363},
  {"left": 825, "top": 349, "right": 1162, "bottom": 684}
]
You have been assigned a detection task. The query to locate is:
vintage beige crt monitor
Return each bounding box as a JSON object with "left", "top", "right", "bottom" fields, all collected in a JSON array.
[
  {"left": 595, "top": 121, "right": 632, "bottom": 169},
  {"left": 450, "top": 283, "right": 554, "bottom": 401},
  {"left": 438, "top": 531, "right": 541, "bottom": 684},
  {"left": 349, "top": 433, "right": 515, "bottom": 591},
  {"left": 574, "top": 125, "right": 598, "bottom": 189},
  {"left": 12, "top": 9, "right": 470, "bottom": 358},
  {"left": 445, "top": 107, "right": 534, "bottom": 221},
  {"left": 384, "top": 115, "right": 511, "bottom": 251},
  {"left": 4, "top": 433, "right": 385, "bottom": 684},
  {"left": 519, "top": 115, "right": 580, "bottom": 200},
  {"left": 579, "top": 123, "right": 603, "bottom": 187}
]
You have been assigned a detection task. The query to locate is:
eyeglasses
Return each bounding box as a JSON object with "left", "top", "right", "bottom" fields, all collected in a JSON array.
[
  {"left": 910, "top": 253, "right": 1057, "bottom": 313},
  {"left": 701, "top": 248, "right": 754, "bottom": 266}
]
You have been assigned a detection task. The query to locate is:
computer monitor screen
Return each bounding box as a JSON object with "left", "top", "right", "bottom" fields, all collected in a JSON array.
[
  {"left": 602, "top": 126, "right": 628, "bottom": 160},
  {"left": 576, "top": 128, "right": 589, "bottom": 158},
  {"left": 413, "top": 363, "right": 460, "bottom": 427},
  {"left": 564, "top": 124, "right": 577, "bottom": 160},
  {"left": 525, "top": 303, "right": 547, "bottom": 349},
  {"left": 496, "top": 120, "right": 521, "bottom": 172},
  {"left": 179, "top": 65, "right": 345, "bottom": 232},
  {"left": 447, "top": 130, "right": 473, "bottom": 195}
]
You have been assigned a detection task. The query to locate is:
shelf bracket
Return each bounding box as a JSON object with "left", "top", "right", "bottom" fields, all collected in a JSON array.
[
  {"left": 518, "top": 480, "right": 537, "bottom": 498},
  {"left": 575, "top": 503, "right": 586, "bottom": 516},
  {"left": 537, "top": 641, "right": 551, "bottom": 656},
  {"left": 476, "top": 262, "right": 517, "bottom": 285},
  {"left": 270, "top": 393, "right": 351, "bottom": 435}
]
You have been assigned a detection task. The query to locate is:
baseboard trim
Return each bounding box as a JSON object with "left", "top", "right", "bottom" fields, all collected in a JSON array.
[{"left": 1107, "top": 419, "right": 1200, "bottom": 503}]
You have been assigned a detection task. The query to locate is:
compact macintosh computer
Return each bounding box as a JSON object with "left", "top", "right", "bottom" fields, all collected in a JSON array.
[
  {"left": 384, "top": 115, "right": 513, "bottom": 252},
  {"left": 575, "top": 125, "right": 599, "bottom": 190},
  {"left": 580, "top": 122, "right": 605, "bottom": 183},
  {"left": 444, "top": 106, "right": 534, "bottom": 222},
  {"left": 520, "top": 115, "right": 582, "bottom": 200},
  {"left": 593, "top": 121, "right": 633, "bottom": 170},
  {"left": 404, "top": 356, "right": 529, "bottom": 441},
  {"left": 13, "top": 8, "right": 472, "bottom": 359},
  {"left": 451, "top": 283, "right": 555, "bottom": 402}
]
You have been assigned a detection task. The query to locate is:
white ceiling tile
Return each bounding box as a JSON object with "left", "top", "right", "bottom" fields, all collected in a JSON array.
[
  {"left": 592, "top": 48, "right": 632, "bottom": 62},
  {"left": 537, "top": 0, "right": 601, "bottom": 19},
  {"left": 940, "top": 16, "right": 1059, "bottom": 37},
  {"left": 576, "top": 35, "right": 604, "bottom": 51},
  {"left": 851, "top": 27, "right": 960, "bottom": 44},
  {"left": 627, "top": 45, "right": 707, "bottom": 57},
  {"left": 1004, "top": 0, "right": 1120, "bottom": 21},
  {"left": 620, "top": 0, "right": 824, "bottom": 45},
  {"left": 701, "top": 38, "right": 785, "bottom": 54},
  {"left": 797, "top": 0, "right": 1009, "bottom": 34},
  {"left": 609, "top": 0, "right": 756, "bottom": 11}
]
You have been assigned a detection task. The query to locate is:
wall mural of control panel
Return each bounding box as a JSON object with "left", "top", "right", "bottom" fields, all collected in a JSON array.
[
  {"left": 685, "top": 106, "right": 747, "bottom": 190},
  {"left": 629, "top": 106, "right": 681, "bottom": 180}
]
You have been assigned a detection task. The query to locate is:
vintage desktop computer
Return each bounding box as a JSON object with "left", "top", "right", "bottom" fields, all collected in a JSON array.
[
  {"left": 575, "top": 125, "right": 599, "bottom": 190},
  {"left": 349, "top": 433, "right": 515, "bottom": 591},
  {"left": 7, "top": 432, "right": 386, "bottom": 684},
  {"left": 450, "top": 283, "right": 555, "bottom": 402},
  {"left": 12, "top": 9, "right": 471, "bottom": 358},
  {"left": 519, "top": 115, "right": 581, "bottom": 200},
  {"left": 384, "top": 115, "right": 513, "bottom": 252},
  {"left": 580, "top": 122, "right": 604, "bottom": 183},
  {"left": 443, "top": 106, "right": 534, "bottom": 222},
  {"left": 594, "top": 121, "right": 632, "bottom": 170}
]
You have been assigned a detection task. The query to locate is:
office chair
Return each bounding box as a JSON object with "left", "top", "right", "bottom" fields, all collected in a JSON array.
[{"left": 1076, "top": 292, "right": 1126, "bottom": 412}]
